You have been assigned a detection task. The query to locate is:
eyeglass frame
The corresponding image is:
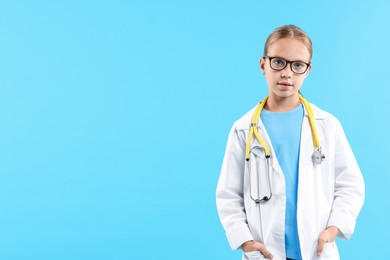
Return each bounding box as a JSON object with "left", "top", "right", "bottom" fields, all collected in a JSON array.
[{"left": 263, "top": 56, "right": 311, "bottom": 74}]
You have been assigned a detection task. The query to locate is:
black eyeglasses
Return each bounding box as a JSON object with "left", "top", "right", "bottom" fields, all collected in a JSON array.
[{"left": 264, "top": 56, "right": 311, "bottom": 74}]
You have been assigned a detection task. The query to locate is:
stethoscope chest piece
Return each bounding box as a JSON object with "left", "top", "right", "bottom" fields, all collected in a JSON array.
[{"left": 312, "top": 148, "right": 325, "bottom": 165}]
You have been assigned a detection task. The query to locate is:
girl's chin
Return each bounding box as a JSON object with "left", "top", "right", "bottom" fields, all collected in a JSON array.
[{"left": 270, "top": 90, "right": 299, "bottom": 98}]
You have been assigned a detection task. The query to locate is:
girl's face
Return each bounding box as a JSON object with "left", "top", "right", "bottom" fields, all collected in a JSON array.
[{"left": 260, "top": 38, "right": 312, "bottom": 100}]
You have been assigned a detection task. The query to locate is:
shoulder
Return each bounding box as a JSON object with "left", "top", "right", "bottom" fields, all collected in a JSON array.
[
  {"left": 311, "top": 103, "right": 337, "bottom": 120},
  {"left": 310, "top": 103, "right": 332, "bottom": 119},
  {"left": 310, "top": 103, "right": 343, "bottom": 130}
]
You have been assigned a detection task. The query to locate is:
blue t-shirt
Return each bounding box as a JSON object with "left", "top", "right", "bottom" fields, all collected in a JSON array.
[{"left": 261, "top": 104, "right": 304, "bottom": 260}]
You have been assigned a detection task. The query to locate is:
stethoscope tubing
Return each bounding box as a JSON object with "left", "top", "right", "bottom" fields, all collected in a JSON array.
[
  {"left": 246, "top": 95, "right": 325, "bottom": 203},
  {"left": 247, "top": 156, "right": 272, "bottom": 203}
]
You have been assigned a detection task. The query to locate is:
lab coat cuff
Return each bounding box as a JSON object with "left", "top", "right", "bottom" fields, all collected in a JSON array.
[
  {"left": 327, "top": 211, "right": 356, "bottom": 240},
  {"left": 226, "top": 223, "right": 253, "bottom": 250}
]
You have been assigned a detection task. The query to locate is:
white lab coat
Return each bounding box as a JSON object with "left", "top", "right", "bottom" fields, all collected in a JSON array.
[{"left": 216, "top": 103, "right": 365, "bottom": 260}]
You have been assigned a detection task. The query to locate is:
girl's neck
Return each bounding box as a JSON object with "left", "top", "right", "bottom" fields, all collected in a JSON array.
[{"left": 264, "top": 94, "right": 301, "bottom": 112}]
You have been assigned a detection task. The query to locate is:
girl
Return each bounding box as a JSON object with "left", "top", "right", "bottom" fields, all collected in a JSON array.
[{"left": 216, "top": 25, "right": 365, "bottom": 260}]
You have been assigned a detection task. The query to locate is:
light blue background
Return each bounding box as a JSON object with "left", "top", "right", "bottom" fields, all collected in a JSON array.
[{"left": 0, "top": 1, "right": 388, "bottom": 259}]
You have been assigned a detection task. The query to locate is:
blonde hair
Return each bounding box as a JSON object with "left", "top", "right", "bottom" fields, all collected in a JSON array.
[{"left": 264, "top": 25, "right": 313, "bottom": 59}]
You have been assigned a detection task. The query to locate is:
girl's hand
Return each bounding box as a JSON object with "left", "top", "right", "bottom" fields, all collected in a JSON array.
[
  {"left": 242, "top": 240, "right": 273, "bottom": 259},
  {"left": 317, "top": 226, "right": 339, "bottom": 256}
]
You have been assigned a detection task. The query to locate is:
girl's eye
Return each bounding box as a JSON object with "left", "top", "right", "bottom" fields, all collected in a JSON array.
[
  {"left": 273, "top": 59, "right": 286, "bottom": 67},
  {"left": 293, "top": 62, "right": 304, "bottom": 69}
]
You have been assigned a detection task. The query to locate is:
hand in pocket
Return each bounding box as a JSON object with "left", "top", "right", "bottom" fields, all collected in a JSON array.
[{"left": 242, "top": 240, "right": 273, "bottom": 259}]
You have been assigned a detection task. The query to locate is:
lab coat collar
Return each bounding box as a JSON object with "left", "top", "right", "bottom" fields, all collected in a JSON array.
[{"left": 235, "top": 102, "right": 327, "bottom": 131}]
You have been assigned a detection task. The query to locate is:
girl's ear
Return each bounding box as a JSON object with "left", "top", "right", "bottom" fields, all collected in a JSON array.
[
  {"left": 260, "top": 57, "right": 266, "bottom": 74},
  {"left": 306, "top": 64, "right": 312, "bottom": 74}
]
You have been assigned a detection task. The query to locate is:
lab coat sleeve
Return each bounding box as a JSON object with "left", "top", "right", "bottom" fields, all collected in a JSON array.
[
  {"left": 327, "top": 119, "right": 365, "bottom": 239},
  {"left": 216, "top": 123, "right": 253, "bottom": 250}
]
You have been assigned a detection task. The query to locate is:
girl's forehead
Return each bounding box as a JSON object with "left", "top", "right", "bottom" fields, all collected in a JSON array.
[{"left": 267, "top": 38, "right": 311, "bottom": 61}]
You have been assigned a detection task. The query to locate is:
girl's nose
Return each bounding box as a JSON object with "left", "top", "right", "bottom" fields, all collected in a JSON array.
[{"left": 281, "top": 65, "right": 293, "bottom": 78}]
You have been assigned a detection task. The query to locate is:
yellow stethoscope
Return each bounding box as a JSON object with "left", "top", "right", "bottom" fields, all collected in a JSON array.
[{"left": 245, "top": 95, "right": 325, "bottom": 203}]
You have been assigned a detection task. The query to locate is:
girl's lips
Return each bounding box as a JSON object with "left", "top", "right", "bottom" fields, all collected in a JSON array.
[
  {"left": 277, "top": 82, "right": 293, "bottom": 86},
  {"left": 277, "top": 82, "right": 293, "bottom": 90}
]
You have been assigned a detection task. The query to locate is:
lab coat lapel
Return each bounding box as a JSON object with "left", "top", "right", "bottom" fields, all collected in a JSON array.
[
  {"left": 299, "top": 112, "right": 314, "bottom": 168},
  {"left": 253, "top": 119, "right": 283, "bottom": 175},
  {"left": 299, "top": 103, "right": 325, "bottom": 169}
]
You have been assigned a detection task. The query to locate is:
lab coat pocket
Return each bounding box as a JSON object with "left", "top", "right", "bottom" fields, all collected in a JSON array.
[
  {"left": 321, "top": 241, "right": 339, "bottom": 259},
  {"left": 242, "top": 251, "right": 267, "bottom": 260}
]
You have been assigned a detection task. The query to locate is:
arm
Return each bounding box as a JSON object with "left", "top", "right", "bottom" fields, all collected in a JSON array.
[
  {"left": 326, "top": 119, "right": 365, "bottom": 239},
  {"left": 317, "top": 119, "right": 364, "bottom": 256},
  {"left": 216, "top": 124, "right": 253, "bottom": 250}
]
